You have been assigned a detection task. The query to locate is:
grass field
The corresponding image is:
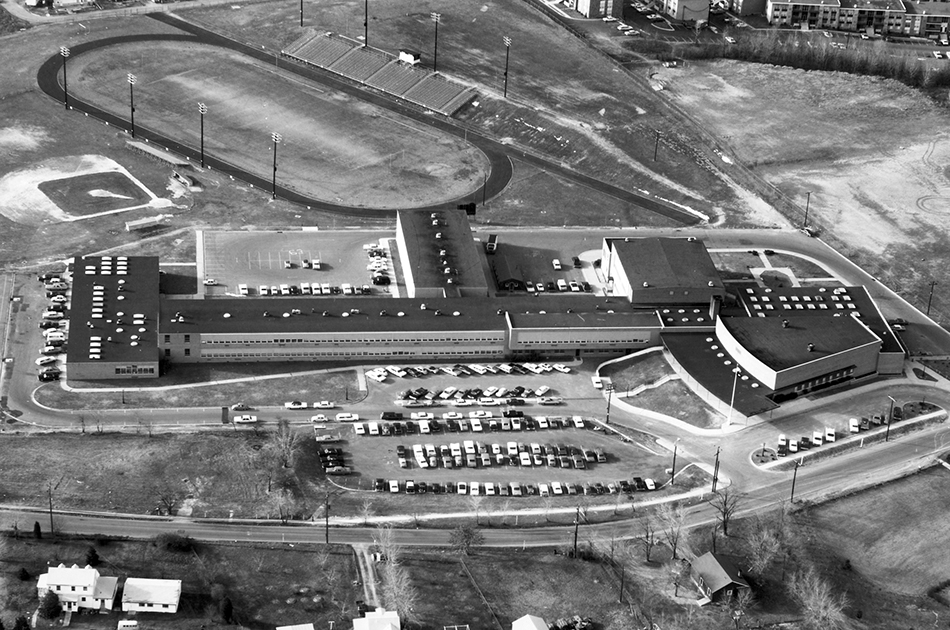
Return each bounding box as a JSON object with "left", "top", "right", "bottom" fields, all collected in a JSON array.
[
  {"left": 625, "top": 379, "right": 720, "bottom": 429},
  {"left": 68, "top": 40, "right": 486, "bottom": 210},
  {"left": 600, "top": 352, "right": 673, "bottom": 393},
  {"left": 37, "top": 171, "right": 152, "bottom": 216},
  {"left": 0, "top": 536, "right": 360, "bottom": 630}
]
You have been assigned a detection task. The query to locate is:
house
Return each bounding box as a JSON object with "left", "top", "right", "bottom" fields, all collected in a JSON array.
[
  {"left": 37, "top": 563, "right": 118, "bottom": 612},
  {"left": 121, "top": 578, "right": 182, "bottom": 613},
  {"left": 690, "top": 552, "right": 750, "bottom": 603},
  {"left": 276, "top": 624, "right": 315, "bottom": 630},
  {"left": 352, "top": 607, "right": 400, "bottom": 630},
  {"left": 512, "top": 614, "right": 548, "bottom": 630}
]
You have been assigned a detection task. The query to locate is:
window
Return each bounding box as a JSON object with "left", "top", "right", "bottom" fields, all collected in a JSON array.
[
  {"left": 164, "top": 335, "right": 170, "bottom": 343},
  {"left": 184, "top": 349, "right": 191, "bottom": 357},
  {"left": 184, "top": 334, "right": 191, "bottom": 343},
  {"left": 164, "top": 349, "right": 171, "bottom": 358}
]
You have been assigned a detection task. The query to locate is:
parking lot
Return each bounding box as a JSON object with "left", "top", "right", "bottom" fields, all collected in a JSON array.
[{"left": 199, "top": 229, "right": 398, "bottom": 297}]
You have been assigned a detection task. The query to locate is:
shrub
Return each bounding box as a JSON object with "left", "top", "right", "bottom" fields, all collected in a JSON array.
[{"left": 154, "top": 532, "right": 195, "bottom": 553}]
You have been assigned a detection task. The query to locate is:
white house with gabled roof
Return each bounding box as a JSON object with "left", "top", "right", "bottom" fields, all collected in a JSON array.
[
  {"left": 121, "top": 578, "right": 182, "bottom": 613},
  {"left": 37, "top": 564, "right": 117, "bottom": 612}
]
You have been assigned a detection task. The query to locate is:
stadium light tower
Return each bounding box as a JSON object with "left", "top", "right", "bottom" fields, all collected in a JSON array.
[
  {"left": 431, "top": 12, "right": 441, "bottom": 73},
  {"left": 363, "top": 0, "right": 369, "bottom": 46},
  {"left": 299, "top": 0, "right": 303, "bottom": 27},
  {"left": 271, "top": 132, "right": 282, "bottom": 200},
  {"left": 502, "top": 36, "right": 512, "bottom": 98},
  {"left": 127, "top": 73, "right": 137, "bottom": 138},
  {"left": 198, "top": 102, "right": 208, "bottom": 168},
  {"left": 60, "top": 46, "right": 70, "bottom": 110}
]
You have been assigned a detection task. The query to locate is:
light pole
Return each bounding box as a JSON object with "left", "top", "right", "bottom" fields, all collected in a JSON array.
[
  {"left": 803, "top": 191, "right": 811, "bottom": 228},
  {"left": 885, "top": 395, "right": 896, "bottom": 442},
  {"left": 604, "top": 383, "right": 614, "bottom": 425},
  {"left": 927, "top": 280, "right": 937, "bottom": 316},
  {"left": 726, "top": 366, "right": 740, "bottom": 426},
  {"left": 271, "top": 132, "right": 282, "bottom": 200},
  {"left": 503, "top": 36, "right": 512, "bottom": 98},
  {"left": 127, "top": 73, "right": 137, "bottom": 138},
  {"left": 572, "top": 506, "right": 579, "bottom": 558},
  {"left": 299, "top": 0, "right": 303, "bottom": 27},
  {"left": 711, "top": 446, "right": 721, "bottom": 493},
  {"left": 363, "top": 0, "right": 369, "bottom": 46},
  {"left": 790, "top": 458, "right": 802, "bottom": 502},
  {"left": 670, "top": 438, "right": 681, "bottom": 486},
  {"left": 324, "top": 490, "right": 330, "bottom": 544},
  {"left": 198, "top": 102, "right": 208, "bottom": 168},
  {"left": 60, "top": 46, "right": 70, "bottom": 110},
  {"left": 431, "top": 12, "right": 441, "bottom": 73},
  {"left": 653, "top": 130, "right": 660, "bottom": 161}
]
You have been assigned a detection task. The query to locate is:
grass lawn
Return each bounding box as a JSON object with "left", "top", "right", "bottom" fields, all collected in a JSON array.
[
  {"left": 624, "top": 380, "right": 720, "bottom": 429},
  {"left": 707, "top": 250, "right": 758, "bottom": 280},
  {"left": 600, "top": 352, "right": 672, "bottom": 393},
  {"left": 37, "top": 171, "right": 151, "bottom": 216},
  {"left": 36, "top": 366, "right": 360, "bottom": 410},
  {"left": 0, "top": 536, "right": 361, "bottom": 630},
  {"left": 764, "top": 252, "right": 831, "bottom": 279},
  {"left": 0, "top": 5, "right": 29, "bottom": 34}
]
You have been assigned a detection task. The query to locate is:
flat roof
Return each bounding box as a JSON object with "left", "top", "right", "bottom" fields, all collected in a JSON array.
[
  {"left": 662, "top": 332, "right": 777, "bottom": 417},
  {"left": 770, "top": 0, "right": 839, "bottom": 5},
  {"left": 839, "top": 0, "right": 904, "bottom": 10},
  {"left": 738, "top": 285, "right": 902, "bottom": 354},
  {"left": 609, "top": 237, "right": 724, "bottom": 293},
  {"left": 66, "top": 256, "right": 160, "bottom": 365},
  {"left": 397, "top": 209, "right": 486, "bottom": 296},
  {"left": 121, "top": 578, "right": 181, "bottom": 605},
  {"left": 723, "top": 316, "right": 880, "bottom": 371},
  {"left": 905, "top": 1, "right": 950, "bottom": 15},
  {"left": 160, "top": 295, "right": 638, "bottom": 335},
  {"left": 508, "top": 310, "right": 661, "bottom": 329}
]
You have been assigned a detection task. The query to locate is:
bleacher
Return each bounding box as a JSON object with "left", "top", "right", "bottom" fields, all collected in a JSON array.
[
  {"left": 404, "top": 75, "right": 475, "bottom": 116},
  {"left": 328, "top": 47, "right": 391, "bottom": 82},
  {"left": 365, "top": 61, "right": 426, "bottom": 96},
  {"left": 281, "top": 31, "right": 476, "bottom": 117}
]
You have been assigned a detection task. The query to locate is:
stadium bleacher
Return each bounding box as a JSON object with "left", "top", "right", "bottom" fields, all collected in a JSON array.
[
  {"left": 328, "top": 48, "right": 391, "bottom": 82},
  {"left": 404, "top": 75, "right": 475, "bottom": 115}
]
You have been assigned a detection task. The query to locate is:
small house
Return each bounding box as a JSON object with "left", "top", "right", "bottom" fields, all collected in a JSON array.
[
  {"left": 121, "top": 578, "right": 181, "bottom": 613},
  {"left": 37, "top": 563, "right": 118, "bottom": 612},
  {"left": 398, "top": 50, "right": 421, "bottom": 65},
  {"left": 690, "top": 552, "right": 750, "bottom": 603},
  {"left": 353, "top": 607, "right": 400, "bottom": 630},
  {"left": 512, "top": 614, "right": 547, "bottom": 630}
]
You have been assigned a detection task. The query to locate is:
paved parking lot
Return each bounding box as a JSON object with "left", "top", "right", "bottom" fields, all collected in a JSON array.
[{"left": 199, "top": 230, "right": 395, "bottom": 297}]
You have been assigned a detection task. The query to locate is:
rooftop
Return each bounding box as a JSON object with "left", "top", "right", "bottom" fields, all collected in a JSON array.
[
  {"left": 609, "top": 237, "right": 725, "bottom": 295},
  {"left": 838, "top": 0, "right": 904, "bottom": 10},
  {"left": 66, "top": 256, "right": 160, "bottom": 365},
  {"left": 691, "top": 552, "right": 750, "bottom": 594},
  {"left": 904, "top": 1, "right": 950, "bottom": 15},
  {"left": 121, "top": 578, "right": 182, "bottom": 605},
  {"left": 508, "top": 310, "right": 660, "bottom": 329},
  {"left": 46, "top": 564, "right": 98, "bottom": 588},
  {"left": 160, "top": 295, "right": 639, "bottom": 335},
  {"left": 723, "top": 315, "right": 881, "bottom": 371},
  {"left": 397, "top": 209, "right": 487, "bottom": 297},
  {"left": 738, "top": 285, "right": 902, "bottom": 354}
]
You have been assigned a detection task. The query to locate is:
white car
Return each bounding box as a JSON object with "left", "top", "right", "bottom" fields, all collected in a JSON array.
[
  {"left": 411, "top": 411, "right": 434, "bottom": 420},
  {"left": 724, "top": 36, "right": 737, "bottom": 43},
  {"left": 41, "top": 346, "right": 60, "bottom": 355},
  {"left": 203, "top": 279, "right": 218, "bottom": 286},
  {"left": 602, "top": 15, "right": 618, "bottom": 21},
  {"left": 336, "top": 412, "right": 360, "bottom": 422},
  {"left": 259, "top": 285, "right": 269, "bottom": 295},
  {"left": 311, "top": 414, "right": 328, "bottom": 423},
  {"left": 35, "top": 356, "right": 57, "bottom": 366},
  {"left": 469, "top": 410, "right": 492, "bottom": 419},
  {"left": 313, "top": 401, "right": 335, "bottom": 409},
  {"left": 50, "top": 295, "right": 68, "bottom": 304},
  {"left": 451, "top": 399, "right": 473, "bottom": 407},
  {"left": 442, "top": 412, "right": 463, "bottom": 420},
  {"left": 42, "top": 311, "right": 64, "bottom": 320},
  {"left": 284, "top": 401, "right": 308, "bottom": 410},
  {"left": 233, "top": 414, "right": 258, "bottom": 424},
  {"left": 553, "top": 364, "right": 571, "bottom": 373}
]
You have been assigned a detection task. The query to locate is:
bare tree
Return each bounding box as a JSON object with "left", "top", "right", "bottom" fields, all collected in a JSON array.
[
  {"left": 637, "top": 514, "right": 658, "bottom": 562},
  {"left": 257, "top": 488, "right": 294, "bottom": 523},
  {"left": 668, "top": 558, "right": 689, "bottom": 597},
  {"left": 500, "top": 499, "right": 512, "bottom": 526},
  {"left": 657, "top": 502, "right": 687, "bottom": 559},
  {"left": 468, "top": 495, "right": 483, "bottom": 526},
  {"left": 711, "top": 487, "right": 742, "bottom": 536},
  {"left": 613, "top": 490, "right": 627, "bottom": 515},
  {"left": 449, "top": 525, "right": 484, "bottom": 556},
  {"left": 541, "top": 495, "right": 554, "bottom": 522},
  {"left": 788, "top": 567, "right": 850, "bottom": 630},
  {"left": 359, "top": 497, "right": 375, "bottom": 526},
  {"left": 151, "top": 477, "right": 184, "bottom": 516},
  {"left": 374, "top": 524, "right": 401, "bottom": 566},
  {"left": 746, "top": 520, "right": 782, "bottom": 576},
  {"left": 268, "top": 420, "right": 303, "bottom": 469},
  {"left": 380, "top": 563, "right": 420, "bottom": 625}
]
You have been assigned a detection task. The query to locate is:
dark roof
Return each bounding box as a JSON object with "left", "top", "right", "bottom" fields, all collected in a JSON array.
[
  {"left": 609, "top": 237, "right": 724, "bottom": 294},
  {"left": 397, "top": 209, "right": 486, "bottom": 297},
  {"left": 723, "top": 316, "right": 880, "bottom": 372},
  {"left": 691, "top": 552, "right": 749, "bottom": 595},
  {"left": 509, "top": 310, "right": 660, "bottom": 329},
  {"left": 839, "top": 0, "right": 904, "bottom": 10},
  {"left": 492, "top": 257, "right": 525, "bottom": 288},
  {"left": 662, "top": 332, "right": 777, "bottom": 417},
  {"left": 159, "top": 295, "right": 637, "bottom": 335},
  {"left": 737, "top": 285, "right": 901, "bottom": 354},
  {"left": 905, "top": 1, "right": 950, "bottom": 14},
  {"left": 66, "top": 256, "right": 161, "bottom": 365}
]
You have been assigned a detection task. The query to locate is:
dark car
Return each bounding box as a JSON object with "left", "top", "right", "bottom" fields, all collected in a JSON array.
[
  {"left": 503, "top": 409, "right": 524, "bottom": 418},
  {"left": 430, "top": 420, "right": 444, "bottom": 433},
  {"left": 633, "top": 477, "right": 647, "bottom": 491},
  {"left": 39, "top": 321, "right": 60, "bottom": 329},
  {"left": 372, "top": 275, "right": 391, "bottom": 285},
  {"left": 572, "top": 256, "right": 582, "bottom": 268},
  {"left": 546, "top": 281, "right": 557, "bottom": 292},
  {"left": 374, "top": 478, "right": 386, "bottom": 492},
  {"left": 392, "top": 422, "right": 405, "bottom": 436},
  {"left": 404, "top": 422, "right": 418, "bottom": 435},
  {"left": 619, "top": 480, "right": 632, "bottom": 494},
  {"left": 396, "top": 445, "right": 407, "bottom": 458},
  {"left": 416, "top": 481, "right": 428, "bottom": 494},
  {"left": 581, "top": 281, "right": 592, "bottom": 292},
  {"left": 506, "top": 398, "right": 526, "bottom": 406}
]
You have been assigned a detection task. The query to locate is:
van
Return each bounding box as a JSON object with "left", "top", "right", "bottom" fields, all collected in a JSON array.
[
  {"left": 519, "top": 452, "right": 532, "bottom": 466},
  {"left": 279, "top": 284, "right": 290, "bottom": 295},
  {"left": 301, "top": 282, "right": 311, "bottom": 294},
  {"left": 825, "top": 427, "right": 836, "bottom": 442},
  {"left": 812, "top": 430, "right": 824, "bottom": 447},
  {"left": 463, "top": 440, "right": 476, "bottom": 455},
  {"left": 321, "top": 283, "right": 331, "bottom": 294},
  {"left": 368, "top": 422, "right": 380, "bottom": 436},
  {"left": 557, "top": 279, "right": 568, "bottom": 292},
  {"left": 552, "top": 259, "right": 562, "bottom": 270},
  {"left": 849, "top": 417, "right": 860, "bottom": 433},
  {"left": 354, "top": 422, "right": 366, "bottom": 435},
  {"left": 342, "top": 283, "right": 354, "bottom": 295},
  {"left": 591, "top": 375, "right": 603, "bottom": 389},
  {"left": 419, "top": 420, "right": 431, "bottom": 434},
  {"left": 539, "top": 483, "right": 550, "bottom": 497},
  {"left": 238, "top": 283, "right": 249, "bottom": 296}
]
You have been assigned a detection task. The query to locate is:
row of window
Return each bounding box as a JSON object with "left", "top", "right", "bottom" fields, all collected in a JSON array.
[
  {"left": 793, "top": 366, "right": 855, "bottom": 392},
  {"left": 200, "top": 350, "right": 500, "bottom": 358},
  {"left": 513, "top": 337, "right": 650, "bottom": 345},
  {"left": 114, "top": 366, "right": 156, "bottom": 375},
  {"left": 197, "top": 336, "right": 504, "bottom": 344}
]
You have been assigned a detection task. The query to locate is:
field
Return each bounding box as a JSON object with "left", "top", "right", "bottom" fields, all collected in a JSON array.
[
  {"left": 0, "top": 536, "right": 361, "bottom": 630},
  {"left": 68, "top": 40, "right": 486, "bottom": 209},
  {"left": 37, "top": 171, "right": 153, "bottom": 217},
  {"left": 657, "top": 60, "right": 950, "bottom": 320}
]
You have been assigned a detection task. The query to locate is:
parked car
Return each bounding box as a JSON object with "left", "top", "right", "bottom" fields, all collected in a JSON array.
[{"left": 284, "top": 401, "right": 307, "bottom": 410}]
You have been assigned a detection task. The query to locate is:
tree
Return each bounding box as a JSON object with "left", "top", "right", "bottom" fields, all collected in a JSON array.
[
  {"left": 711, "top": 487, "right": 742, "bottom": 537},
  {"left": 637, "top": 514, "right": 658, "bottom": 562},
  {"left": 375, "top": 523, "right": 401, "bottom": 566},
  {"left": 657, "top": 502, "right": 687, "bottom": 559},
  {"left": 788, "top": 568, "right": 850, "bottom": 630},
  {"left": 449, "top": 525, "right": 484, "bottom": 556},
  {"left": 17, "top": 568, "right": 30, "bottom": 581},
  {"left": 39, "top": 591, "right": 61, "bottom": 619},
  {"left": 746, "top": 521, "right": 782, "bottom": 577},
  {"left": 0, "top": 616, "right": 6, "bottom": 630},
  {"left": 359, "top": 497, "right": 375, "bottom": 526},
  {"left": 380, "top": 563, "right": 420, "bottom": 625},
  {"left": 13, "top": 617, "right": 29, "bottom": 630},
  {"left": 268, "top": 420, "right": 302, "bottom": 469},
  {"left": 151, "top": 477, "right": 184, "bottom": 516},
  {"left": 33, "top": 521, "right": 41, "bottom": 539},
  {"left": 468, "top": 495, "right": 483, "bottom": 526},
  {"left": 85, "top": 546, "right": 101, "bottom": 567},
  {"left": 219, "top": 596, "right": 234, "bottom": 624},
  {"left": 668, "top": 558, "right": 689, "bottom": 597}
]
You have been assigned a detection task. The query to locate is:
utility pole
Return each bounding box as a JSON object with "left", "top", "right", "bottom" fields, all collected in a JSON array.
[
  {"left": 711, "top": 446, "right": 721, "bottom": 493},
  {"left": 430, "top": 12, "right": 441, "bottom": 73},
  {"left": 572, "top": 506, "right": 579, "bottom": 558},
  {"left": 803, "top": 191, "right": 811, "bottom": 228},
  {"left": 47, "top": 481, "right": 54, "bottom": 537},
  {"left": 653, "top": 130, "right": 660, "bottom": 161},
  {"left": 60, "top": 46, "right": 70, "bottom": 110},
  {"left": 127, "top": 73, "right": 137, "bottom": 138},
  {"left": 790, "top": 459, "right": 802, "bottom": 502},
  {"left": 927, "top": 280, "right": 937, "bottom": 316},
  {"left": 670, "top": 438, "right": 680, "bottom": 486},
  {"left": 324, "top": 490, "right": 330, "bottom": 544},
  {"left": 604, "top": 383, "right": 614, "bottom": 424},
  {"left": 885, "top": 396, "right": 895, "bottom": 442},
  {"left": 618, "top": 567, "right": 625, "bottom": 603},
  {"left": 271, "top": 132, "right": 282, "bottom": 200},
  {"left": 299, "top": 0, "right": 303, "bottom": 27},
  {"left": 198, "top": 102, "right": 208, "bottom": 168},
  {"left": 363, "top": 0, "right": 368, "bottom": 46},
  {"left": 502, "top": 36, "right": 512, "bottom": 98}
]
